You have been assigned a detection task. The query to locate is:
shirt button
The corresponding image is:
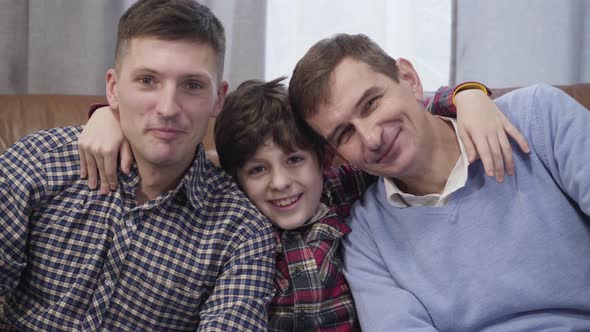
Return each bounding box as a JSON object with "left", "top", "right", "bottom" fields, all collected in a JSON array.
[
  {"left": 125, "top": 219, "right": 133, "bottom": 227},
  {"left": 296, "top": 311, "right": 306, "bottom": 320},
  {"left": 105, "top": 278, "right": 112, "bottom": 286}
]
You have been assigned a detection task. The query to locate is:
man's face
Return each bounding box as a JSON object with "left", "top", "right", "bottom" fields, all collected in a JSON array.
[
  {"left": 106, "top": 37, "right": 227, "bottom": 171},
  {"left": 307, "top": 57, "right": 429, "bottom": 178}
]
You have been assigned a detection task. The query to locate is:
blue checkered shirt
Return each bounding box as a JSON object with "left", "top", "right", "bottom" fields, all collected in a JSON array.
[{"left": 0, "top": 126, "right": 275, "bottom": 331}]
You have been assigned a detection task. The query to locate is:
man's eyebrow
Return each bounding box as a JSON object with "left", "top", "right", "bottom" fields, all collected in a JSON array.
[
  {"left": 355, "top": 86, "right": 381, "bottom": 109},
  {"left": 325, "top": 86, "right": 381, "bottom": 144},
  {"left": 130, "top": 68, "right": 211, "bottom": 81},
  {"left": 131, "top": 68, "right": 159, "bottom": 75}
]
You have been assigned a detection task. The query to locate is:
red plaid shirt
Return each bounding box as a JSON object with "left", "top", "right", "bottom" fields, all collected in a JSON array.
[{"left": 269, "top": 164, "right": 374, "bottom": 332}]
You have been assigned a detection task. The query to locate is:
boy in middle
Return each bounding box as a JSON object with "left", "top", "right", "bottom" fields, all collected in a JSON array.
[{"left": 214, "top": 77, "right": 373, "bottom": 331}]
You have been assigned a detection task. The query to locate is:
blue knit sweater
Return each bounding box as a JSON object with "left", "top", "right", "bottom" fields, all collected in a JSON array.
[{"left": 343, "top": 85, "right": 590, "bottom": 331}]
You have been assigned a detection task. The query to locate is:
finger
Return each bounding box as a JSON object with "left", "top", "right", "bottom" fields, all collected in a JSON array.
[
  {"left": 487, "top": 135, "right": 504, "bottom": 182},
  {"left": 103, "top": 152, "right": 119, "bottom": 191},
  {"left": 497, "top": 131, "right": 515, "bottom": 176},
  {"left": 473, "top": 135, "right": 494, "bottom": 177},
  {"left": 459, "top": 130, "right": 477, "bottom": 163},
  {"left": 120, "top": 140, "right": 133, "bottom": 174},
  {"left": 94, "top": 154, "right": 111, "bottom": 195},
  {"left": 501, "top": 115, "right": 530, "bottom": 153},
  {"left": 79, "top": 143, "right": 88, "bottom": 179},
  {"left": 84, "top": 150, "right": 99, "bottom": 190}
]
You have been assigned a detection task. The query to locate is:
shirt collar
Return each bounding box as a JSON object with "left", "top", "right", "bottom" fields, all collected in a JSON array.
[
  {"left": 384, "top": 117, "right": 469, "bottom": 207},
  {"left": 274, "top": 202, "right": 351, "bottom": 254},
  {"left": 117, "top": 144, "right": 208, "bottom": 210}
]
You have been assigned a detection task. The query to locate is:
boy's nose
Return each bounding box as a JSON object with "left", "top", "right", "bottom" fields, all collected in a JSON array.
[{"left": 269, "top": 168, "right": 291, "bottom": 191}]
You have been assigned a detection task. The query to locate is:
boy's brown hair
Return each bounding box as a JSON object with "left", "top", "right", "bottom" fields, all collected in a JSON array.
[
  {"left": 115, "top": 0, "right": 225, "bottom": 79},
  {"left": 288, "top": 33, "right": 399, "bottom": 122},
  {"left": 215, "top": 77, "right": 324, "bottom": 178}
]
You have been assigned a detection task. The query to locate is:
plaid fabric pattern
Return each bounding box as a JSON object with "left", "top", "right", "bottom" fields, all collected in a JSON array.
[
  {"left": 425, "top": 82, "right": 490, "bottom": 117},
  {"left": 269, "top": 164, "right": 375, "bottom": 332},
  {"left": 425, "top": 85, "right": 456, "bottom": 117},
  {"left": 0, "top": 126, "right": 275, "bottom": 331}
]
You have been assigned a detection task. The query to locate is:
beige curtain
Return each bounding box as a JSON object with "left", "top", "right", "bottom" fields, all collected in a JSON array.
[{"left": 0, "top": 0, "right": 267, "bottom": 95}]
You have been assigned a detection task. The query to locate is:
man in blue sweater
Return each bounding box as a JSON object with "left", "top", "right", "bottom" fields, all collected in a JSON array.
[{"left": 288, "top": 33, "right": 590, "bottom": 331}]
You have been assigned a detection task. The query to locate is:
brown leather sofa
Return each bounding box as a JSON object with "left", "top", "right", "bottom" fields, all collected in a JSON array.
[{"left": 1, "top": 84, "right": 590, "bottom": 161}]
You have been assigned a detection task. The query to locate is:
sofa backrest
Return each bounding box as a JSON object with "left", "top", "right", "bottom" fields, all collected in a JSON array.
[{"left": 1, "top": 84, "right": 590, "bottom": 162}]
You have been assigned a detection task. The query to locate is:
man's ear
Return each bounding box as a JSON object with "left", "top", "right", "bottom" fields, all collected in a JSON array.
[
  {"left": 105, "top": 69, "right": 119, "bottom": 111},
  {"left": 211, "top": 80, "right": 229, "bottom": 118},
  {"left": 397, "top": 58, "right": 424, "bottom": 101}
]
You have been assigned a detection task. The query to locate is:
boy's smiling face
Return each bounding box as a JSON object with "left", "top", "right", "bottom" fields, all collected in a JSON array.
[{"left": 237, "top": 137, "right": 324, "bottom": 230}]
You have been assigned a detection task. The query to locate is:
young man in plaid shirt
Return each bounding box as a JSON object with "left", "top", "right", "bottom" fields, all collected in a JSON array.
[{"left": 0, "top": 1, "right": 275, "bottom": 330}]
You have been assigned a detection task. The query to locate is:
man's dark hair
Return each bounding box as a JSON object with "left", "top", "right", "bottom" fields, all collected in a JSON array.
[
  {"left": 214, "top": 77, "right": 324, "bottom": 179},
  {"left": 288, "top": 33, "right": 399, "bottom": 121},
  {"left": 115, "top": 0, "right": 225, "bottom": 78}
]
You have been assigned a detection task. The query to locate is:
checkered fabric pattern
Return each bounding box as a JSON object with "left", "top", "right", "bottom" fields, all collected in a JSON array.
[
  {"left": 0, "top": 126, "right": 275, "bottom": 331},
  {"left": 269, "top": 164, "right": 375, "bottom": 331}
]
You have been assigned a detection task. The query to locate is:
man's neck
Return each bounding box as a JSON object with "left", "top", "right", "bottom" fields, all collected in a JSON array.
[
  {"left": 394, "top": 117, "right": 460, "bottom": 196},
  {"left": 134, "top": 158, "right": 193, "bottom": 205}
]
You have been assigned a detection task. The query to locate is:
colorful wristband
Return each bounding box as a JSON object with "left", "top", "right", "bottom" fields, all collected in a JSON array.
[{"left": 451, "top": 82, "right": 491, "bottom": 104}]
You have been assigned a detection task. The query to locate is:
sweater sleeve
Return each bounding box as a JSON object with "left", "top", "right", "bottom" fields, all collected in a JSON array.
[
  {"left": 342, "top": 198, "right": 439, "bottom": 331},
  {"left": 528, "top": 84, "right": 590, "bottom": 216}
]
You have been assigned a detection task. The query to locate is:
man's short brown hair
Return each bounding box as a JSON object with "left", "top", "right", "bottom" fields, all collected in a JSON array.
[
  {"left": 115, "top": 0, "right": 225, "bottom": 78},
  {"left": 214, "top": 77, "right": 323, "bottom": 179},
  {"left": 288, "top": 33, "right": 399, "bottom": 121}
]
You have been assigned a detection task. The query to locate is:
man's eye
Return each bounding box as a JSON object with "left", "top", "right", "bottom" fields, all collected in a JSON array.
[
  {"left": 139, "top": 77, "right": 154, "bottom": 85},
  {"left": 337, "top": 127, "right": 354, "bottom": 146},
  {"left": 186, "top": 81, "right": 203, "bottom": 90},
  {"left": 364, "top": 96, "right": 380, "bottom": 113}
]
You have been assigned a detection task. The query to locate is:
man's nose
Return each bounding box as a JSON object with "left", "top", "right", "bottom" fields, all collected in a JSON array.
[
  {"left": 156, "top": 85, "right": 181, "bottom": 118},
  {"left": 357, "top": 120, "right": 383, "bottom": 152}
]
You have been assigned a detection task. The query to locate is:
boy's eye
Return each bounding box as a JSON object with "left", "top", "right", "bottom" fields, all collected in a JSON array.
[
  {"left": 287, "top": 156, "right": 304, "bottom": 164},
  {"left": 247, "top": 166, "right": 266, "bottom": 176}
]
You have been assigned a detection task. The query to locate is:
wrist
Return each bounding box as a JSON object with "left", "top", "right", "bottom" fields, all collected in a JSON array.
[{"left": 452, "top": 82, "right": 491, "bottom": 105}]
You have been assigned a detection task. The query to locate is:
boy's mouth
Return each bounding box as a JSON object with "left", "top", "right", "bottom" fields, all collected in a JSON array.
[{"left": 269, "top": 194, "right": 302, "bottom": 208}]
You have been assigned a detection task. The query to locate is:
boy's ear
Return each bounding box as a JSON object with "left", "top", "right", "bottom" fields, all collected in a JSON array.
[
  {"left": 397, "top": 58, "right": 424, "bottom": 101},
  {"left": 211, "top": 80, "right": 229, "bottom": 118},
  {"left": 105, "top": 69, "right": 119, "bottom": 111}
]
